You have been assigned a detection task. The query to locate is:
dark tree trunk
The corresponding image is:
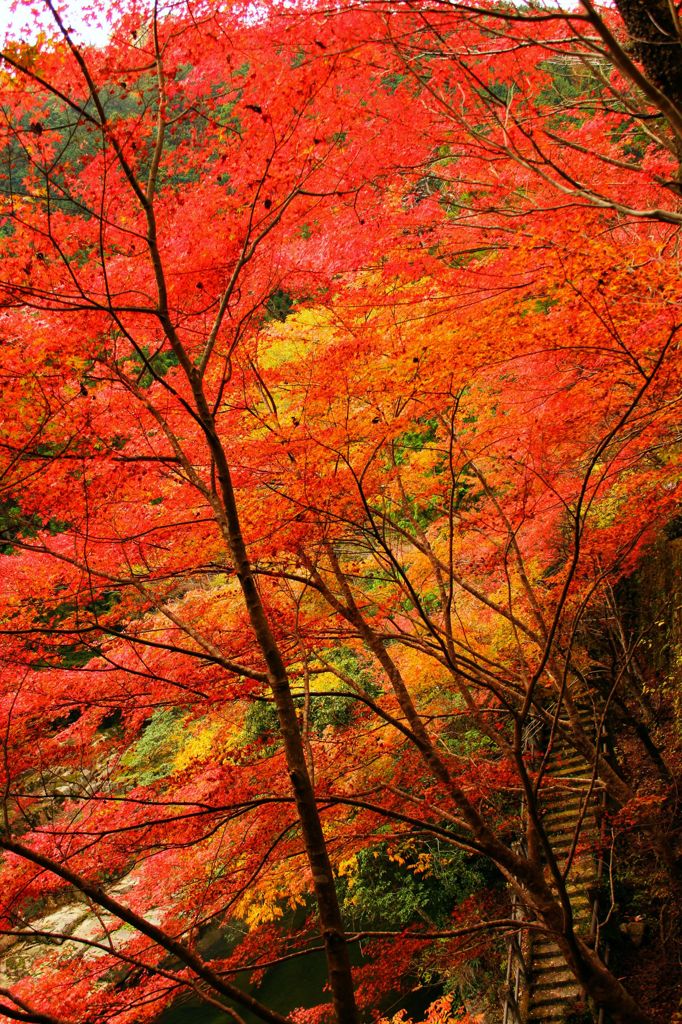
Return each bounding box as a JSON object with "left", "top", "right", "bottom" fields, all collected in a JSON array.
[
  {"left": 615, "top": 0, "right": 682, "bottom": 106},
  {"left": 615, "top": 0, "right": 682, "bottom": 172},
  {"left": 203, "top": 419, "right": 359, "bottom": 1024}
]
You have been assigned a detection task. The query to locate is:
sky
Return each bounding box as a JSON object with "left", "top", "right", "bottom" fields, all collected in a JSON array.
[
  {"left": 0, "top": 1, "right": 111, "bottom": 45},
  {"left": 0, "top": 1, "right": 288, "bottom": 46}
]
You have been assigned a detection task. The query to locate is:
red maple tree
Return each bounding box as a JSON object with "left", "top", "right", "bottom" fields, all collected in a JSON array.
[{"left": 0, "top": 3, "right": 679, "bottom": 1024}]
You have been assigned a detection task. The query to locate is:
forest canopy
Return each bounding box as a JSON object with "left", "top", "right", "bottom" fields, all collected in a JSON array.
[{"left": 0, "top": 3, "right": 680, "bottom": 1024}]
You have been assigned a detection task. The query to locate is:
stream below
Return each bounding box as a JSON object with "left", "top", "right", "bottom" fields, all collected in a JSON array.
[{"left": 157, "top": 923, "right": 438, "bottom": 1024}]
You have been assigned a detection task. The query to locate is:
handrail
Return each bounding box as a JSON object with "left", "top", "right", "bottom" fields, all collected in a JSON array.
[
  {"left": 501, "top": 888, "right": 525, "bottom": 1024},
  {"left": 501, "top": 713, "right": 541, "bottom": 1024},
  {"left": 591, "top": 719, "right": 610, "bottom": 1024}
]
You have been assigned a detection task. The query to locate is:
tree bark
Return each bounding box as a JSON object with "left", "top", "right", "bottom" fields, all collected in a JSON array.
[
  {"left": 197, "top": 405, "right": 358, "bottom": 1024},
  {"left": 615, "top": 0, "right": 682, "bottom": 173}
]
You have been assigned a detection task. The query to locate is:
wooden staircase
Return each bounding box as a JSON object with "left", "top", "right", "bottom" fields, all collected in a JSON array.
[
  {"left": 503, "top": 704, "right": 604, "bottom": 1024},
  {"left": 527, "top": 742, "right": 599, "bottom": 1023}
]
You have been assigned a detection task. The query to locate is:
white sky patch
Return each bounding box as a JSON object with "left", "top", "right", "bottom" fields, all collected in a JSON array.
[{"left": 0, "top": 0, "right": 112, "bottom": 46}]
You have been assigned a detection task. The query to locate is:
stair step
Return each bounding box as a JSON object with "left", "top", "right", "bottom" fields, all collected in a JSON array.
[
  {"left": 544, "top": 831, "right": 577, "bottom": 847},
  {"left": 543, "top": 810, "right": 587, "bottom": 824},
  {"left": 534, "top": 976, "right": 576, "bottom": 990},
  {"left": 531, "top": 988, "right": 580, "bottom": 1007},
  {"left": 533, "top": 946, "right": 564, "bottom": 960},
  {"left": 542, "top": 800, "right": 585, "bottom": 813},
  {"left": 543, "top": 819, "right": 590, "bottom": 831},
  {"left": 548, "top": 770, "right": 592, "bottom": 781},
  {"left": 509, "top": 699, "right": 604, "bottom": 1021},
  {"left": 533, "top": 967, "right": 576, "bottom": 983},
  {"left": 543, "top": 793, "right": 586, "bottom": 805},
  {"left": 548, "top": 831, "right": 596, "bottom": 846},
  {"left": 544, "top": 802, "right": 592, "bottom": 817},
  {"left": 528, "top": 1005, "right": 575, "bottom": 1021},
  {"left": 530, "top": 1003, "right": 579, "bottom": 1015}
]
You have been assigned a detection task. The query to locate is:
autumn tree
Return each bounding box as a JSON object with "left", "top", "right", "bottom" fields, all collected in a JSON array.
[{"left": 0, "top": 3, "right": 679, "bottom": 1024}]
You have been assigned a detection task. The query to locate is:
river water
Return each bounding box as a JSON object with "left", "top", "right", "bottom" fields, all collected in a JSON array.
[{"left": 158, "top": 925, "right": 438, "bottom": 1023}]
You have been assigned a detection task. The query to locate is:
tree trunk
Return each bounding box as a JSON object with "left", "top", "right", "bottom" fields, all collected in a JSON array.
[
  {"left": 615, "top": 0, "right": 682, "bottom": 174},
  {"left": 203, "top": 418, "right": 359, "bottom": 1024}
]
